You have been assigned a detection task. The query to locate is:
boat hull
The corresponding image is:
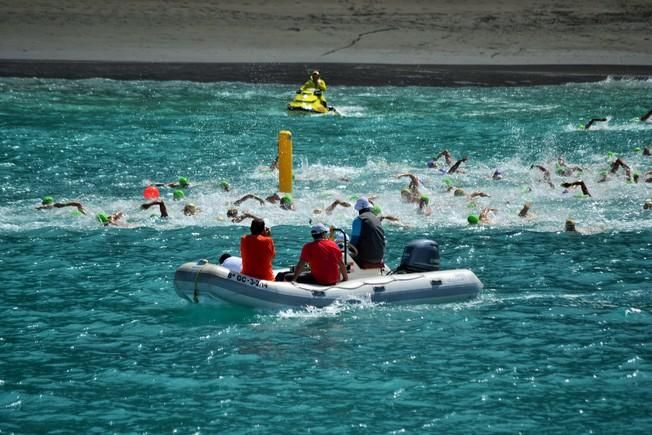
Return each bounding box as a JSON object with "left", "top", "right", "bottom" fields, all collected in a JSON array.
[{"left": 174, "top": 260, "right": 483, "bottom": 309}]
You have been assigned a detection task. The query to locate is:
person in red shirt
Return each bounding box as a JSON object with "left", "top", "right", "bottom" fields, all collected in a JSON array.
[
  {"left": 240, "top": 218, "right": 275, "bottom": 281},
  {"left": 289, "top": 223, "right": 348, "bottom": 286}
]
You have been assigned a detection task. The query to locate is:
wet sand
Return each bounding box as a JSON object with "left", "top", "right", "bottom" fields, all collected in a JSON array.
[{"left": 1, "top": 0, "right": 651, "bottom": 85}]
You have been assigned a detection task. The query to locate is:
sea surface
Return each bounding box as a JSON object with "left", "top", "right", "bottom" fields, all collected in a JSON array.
[{"left": 1, "top": 77, "right": 651, "bottom": 433}]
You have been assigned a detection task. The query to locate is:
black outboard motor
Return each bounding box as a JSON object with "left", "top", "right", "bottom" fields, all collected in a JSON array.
[{"left": 395, "top": 239, "right": 440, "bottom": 273}]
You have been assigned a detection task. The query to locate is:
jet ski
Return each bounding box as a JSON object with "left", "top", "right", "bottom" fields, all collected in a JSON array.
[{"left": 288, "top": 88, "right": 336, "bottom": 114}]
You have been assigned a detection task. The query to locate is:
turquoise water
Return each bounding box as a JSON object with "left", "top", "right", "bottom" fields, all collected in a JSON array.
[{"left": 1, "top": 77, "right": 651, "bottom": 432}]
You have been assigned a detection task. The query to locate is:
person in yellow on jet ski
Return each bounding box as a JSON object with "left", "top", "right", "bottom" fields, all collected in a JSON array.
[{"left": 299, "top": 70, "right": 328, "bottom": 107}]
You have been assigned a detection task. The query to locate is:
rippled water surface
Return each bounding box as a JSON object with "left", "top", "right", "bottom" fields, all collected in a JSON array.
[{"left": 1, "top": 77, "right": 651, "bottom": 433}]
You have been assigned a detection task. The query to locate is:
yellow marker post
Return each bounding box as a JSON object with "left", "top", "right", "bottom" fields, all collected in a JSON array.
[{"left": 278, "top": 130, "right": 293, "bottom": 193}]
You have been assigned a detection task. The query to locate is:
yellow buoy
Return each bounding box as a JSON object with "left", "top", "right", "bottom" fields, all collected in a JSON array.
[{"left": 278, "top": 130, "right": 293, "bottom": 193}]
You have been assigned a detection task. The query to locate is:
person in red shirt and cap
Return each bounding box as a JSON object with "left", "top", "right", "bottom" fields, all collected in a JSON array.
[
  {"left": 289, "top": 223, "right": 348, "bottom": 286},
  {"left": 240, "top": 218, "right": 276, "bottom": 281}
]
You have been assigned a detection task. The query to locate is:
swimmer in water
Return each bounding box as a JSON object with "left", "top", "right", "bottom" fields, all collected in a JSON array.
[
  {"left": 140, "top": 200, "right": 169, "bottom": 218},
  {"left": 36, "top": 196, "right": 87, "bottom": 215},
  {"left": 447, "top": 156, "right": 468, "bottom": 174},
  {"left": 640, "top": 110, "right": 652, "bottom": 122},
  {"left": 183, "top": 203, "right": 198, "bottom": 216},
  {"left": 560, "top": 180, "right": 592, "bottom": 197},
  {"left": 530, "top": 164, "right": 555, "bottom": 188},
  {"left": 492, "top": 169, "right": 504, "bottom": 180},
  {"left": 427, "top": 149, "right": 454, "bottom": 169},
  {"left": 452, "top": 188, "right": 490, "bottom": 200},
  {"left": 418, "top": 195, "right": 432, "bottom": 216},
  {"left": 644, "top": 200, "right": 652, "bottom": 210},
  {"left": 226, "top": 207, "right": 260, "bottom": 223},
  {"left": 599, "top": 157, "right": 638, "bottom": 183},
  {"left": 313, "top": 199, "right": 351, "bottom": 215},
  {"left": 398, "top": 173, "right": 422, "bottom": 203},
  {"left": 565, "top": 218, "right": 579, "bottom": 233},
  {"left": 556, "top": 156, "right": 583, "bottom": 176},
  {"left": 96, "top": 211, "right": 125, "bottom": 226},
  {"left": 467, "top": 208, "right": 496, "bottom": 225},
  {"left": 234, "top": 193, "right": 295, "bottom": 210},
  {"left": 153, "top": 176, "right": 190, "bottom": 189},
  {"left": 581, "top": 118, "right": 607, "bottom": 130},
  {"left": 518, "top": 203, "right": 532, "bottom": 218}
]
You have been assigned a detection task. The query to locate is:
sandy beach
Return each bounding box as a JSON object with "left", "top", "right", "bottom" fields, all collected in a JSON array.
[{"left": 1, "top": 0, "right": 651, "bottom": 84}]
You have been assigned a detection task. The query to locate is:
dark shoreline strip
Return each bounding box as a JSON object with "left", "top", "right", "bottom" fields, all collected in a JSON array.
[{"left": 1, "top": 60, "right": 651, "bottom": 86}]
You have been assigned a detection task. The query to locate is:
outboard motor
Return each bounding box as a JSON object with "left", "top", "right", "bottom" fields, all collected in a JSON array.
[{"left": 395, "top": 239, "right": 440, "bottom": 273}]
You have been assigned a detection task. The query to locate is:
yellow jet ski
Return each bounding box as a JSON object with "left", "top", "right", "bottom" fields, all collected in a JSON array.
[{"left": 287, "top": 88, "right": 336, "bottom": 114}]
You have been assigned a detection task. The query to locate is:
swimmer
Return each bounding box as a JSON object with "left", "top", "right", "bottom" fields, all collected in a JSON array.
[
  {"left": 140, "top": 200, "right": 169, "bottom": 218},
  {"left": 418, "top": 195, "right": 432, "bottom": 216},
  {"left": 313, "top": 199, "right": 351, "bottom": 215},
  {"left": 530, "top": 164, "right": 555, "bottom": 188},
  {"left": 479, "top": 208, "right": 495, "bottom": 224},
  {"left": 36, "top": 196, "right": 87, "bottom": 215},
  {"left": 398, "top": 173, "right": 422, "bottom": 203},
  {"left": 218, "top": 180, "right": 230, "bottom": 192},
  {"left": 556, "top": 156, "right": 583, "bottom": 176},
  {"left": 560, "top": 180, "right": 592, "bottom": 197},
  {"left": 235, "top": 193, "right": 295, "bottom": 210},
  {"left": 172, "top": 190, "right": 185, "bottom": 201},
  {"left": 96, "top": 211, "right": 124, "bottom": 226},
  {"left": 581, "top": 118, "right": 607, "bottom": 130},
  {"left": 492, "top": 169, "right": 504, "bottom": 180},
  {"left": 643, "top": 146, "right": 651, "bottom": 156},
  {"left": 640, "top": 110, "right": 652, "bottom": 122},
  {"left": 645, "top": 171, "right": 652, "bottom": 183},
  {"left": 427, "top": 149, "right": 453, "bottom": 168},
  {"left": 600, "top": 157, "right": 638, "bottom": 183},
  {"left": 368, "top": 204, "right": 402, "bottom": 225},
  {"left": 565, "top": 218, "right": 579, "bottom": 233},
  {"left": 467, "top": 208, "right": 495, "bottom": 225},
  {"left": 154, "top": 176, "right": 190, "bottom": 189},
  {"left": 452, "top": 188, "right": 490, "bottom": 199},
  {"left": 183, "top": 204, "right": 198, "bottom": 216},
  {"left": 518, "top": 203, "right": 532, "bottom": 218},
  {"left": 226, "top": 207, "right": 260, "bottom": 223},
  {"left": 644, "top": 200, "right": 652, "bottom": 210},
  {"left": 397, "top": 173, "right": 420, "bottom": 191},
  {"left": 447, "top": 156, "right": 468, "bottom": 174}
]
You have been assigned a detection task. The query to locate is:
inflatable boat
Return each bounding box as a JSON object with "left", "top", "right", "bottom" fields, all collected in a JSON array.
[
  {"left": 287, "top": 88, "right": 335, "bottom": 114},
  {"left": 174, "top": 240, "right": 483, "bottom": 309}
]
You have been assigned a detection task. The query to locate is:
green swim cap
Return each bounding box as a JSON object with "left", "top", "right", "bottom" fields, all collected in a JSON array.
[
  {"left": 442, "top": 176, "right": 453, "bottom": 187},
  {"left": 607, "top": 151, "right": 615, "bottom": 159},
  {"left": 96, "top": 212, "right": 109, "bottom": 224},
  {"left": 42, "top": 196, "right": 54, "bottom": 205},
  {"left": 420, "top": 195, "right": 430, "bottom": 204},
  {"left": 467, "top": 214, "right": 480, "bottom": 225},
  {"left": 634, "top": 147, "right": 641, "bottom": 152},
  {"left": 281, "top": 194, "right": 293, "bottom": 205},
  {"left": 219, "top": 180, "right": 230, "bottom": 191},
  {"left": 178, "top": 176, "right": 189, "bottom": 187},
  {"left": 173, "top": 189, "right": 185, "bottom": 200},
  {"left": 371, "top": 205, "right": 382, "bottom": 215}
]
